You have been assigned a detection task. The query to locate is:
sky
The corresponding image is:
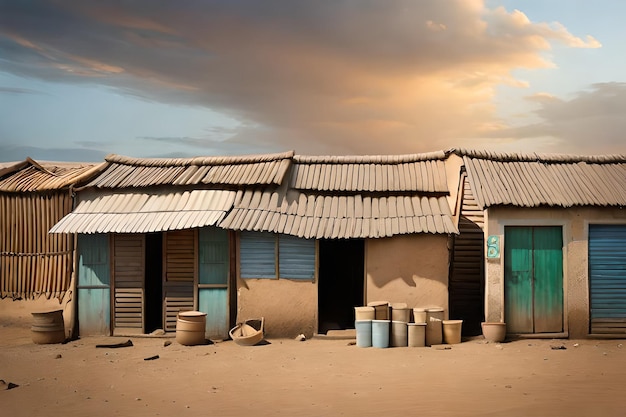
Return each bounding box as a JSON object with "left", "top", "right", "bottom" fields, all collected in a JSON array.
[{"left": 0, "top": 0, "right": 625, "bottom": 162}]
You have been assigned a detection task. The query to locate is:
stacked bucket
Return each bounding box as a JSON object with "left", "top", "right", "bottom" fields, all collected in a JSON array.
[{"left": 355, "top": 302, "right": 463, "bottom": 348}]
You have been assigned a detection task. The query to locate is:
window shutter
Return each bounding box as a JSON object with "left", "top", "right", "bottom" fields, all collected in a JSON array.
[
  {"left": 240, "top": 231, "right": 276, "bottom": 278},
  {"left": 279, "top": 234, "right": 315, "bottom": 280}
]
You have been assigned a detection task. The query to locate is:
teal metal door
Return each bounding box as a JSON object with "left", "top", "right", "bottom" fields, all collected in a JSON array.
[
  {"left": 505, "top": 226, "right": 563, "bottom": 333},
  {"left": 77, "top": 234, "right": 110, "bottom": 335},
  {"left": 198, "top": 227, "right": 230, "bottom": 339}
]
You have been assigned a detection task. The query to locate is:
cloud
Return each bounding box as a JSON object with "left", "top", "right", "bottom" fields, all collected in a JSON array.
[
  {"left": 0, "top": 86, "right": 44, "bottom": 95},
  {"left": 483, "top": 83, "right": 626, "bottom": 153},
  {"left": 0, "top": 0, "right": 604, "bottom": 155}
]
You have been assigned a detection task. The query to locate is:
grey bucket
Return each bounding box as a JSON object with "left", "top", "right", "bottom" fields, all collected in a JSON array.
[
  {"left": 390, "top": 320, "right": 408, "bottom": 347},
  {"left": 371, "top": 319, "right": 390, "bottom": 348},
  {"left": 355, "top": 320, "right": 372, "bottom": 347},
  {"left": 425, "top": 307, "right": 444, "bottom": 346},
  {"left": 407, "top": 322, "right": 426, "bottom": 347}
]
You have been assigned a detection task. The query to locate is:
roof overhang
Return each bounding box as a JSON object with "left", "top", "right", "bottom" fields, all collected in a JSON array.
[{"left": 50, "top": 189, "right": 237, "bottom": 234}]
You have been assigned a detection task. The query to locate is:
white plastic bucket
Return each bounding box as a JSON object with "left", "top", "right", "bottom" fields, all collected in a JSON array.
[
  {"left": 371, "top": 319, "right": 390, "bottom": 348},
  {"left": 425, "top": 307, "right": 444, "bottom": 346},
  {"left": 390, "top": 320, "right": 408, "bottom": 347},
  {"left": 413, "top": 308, "right": 427, "bottom": 323},
  {"left": 407, "top": 323, "right": 426, "bottom": 347},
  {"left": 355, "top": 306, "right": 375, "bottom": 321},
  {"left": 443, "top": 320, "right": 463, "bottom": 344},
  {"left": 355, "top": 320, "right": 372, "bottom": 348}
]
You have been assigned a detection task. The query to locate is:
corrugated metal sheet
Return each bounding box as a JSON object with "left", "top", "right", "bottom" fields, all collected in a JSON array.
[
  {"left": 0, "top": 158, "right": 103, "bottom": 192},
  {"left": 239, "top": 231, "right": 276, "bottom": 278},
  {"left": 589, "top": 224, "right": 626, "bottom": 334},
  {"left": 292, "top": 152, "right": 448, "bottom": 192},
  {"left": 455, "top": 150, "right": 626, "bottom": 209},
  {"left": 220, "top": 188, "right": 457, "bottom": 238},
  {"left": 278, "top": 234, "right": 315, "bottom": 279},
  {"left": 82, "top": 151, "right": 294, "bottom": 189},
  {"left": 50, "top": 189, "right": 237, "bottom": 234}
]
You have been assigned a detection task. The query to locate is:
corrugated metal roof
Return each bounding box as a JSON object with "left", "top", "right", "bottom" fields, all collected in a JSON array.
[
  {"left": 50, "top": 150, "right": 457, "bottom": 237},
  {"left": 82, "top": 151, "right": 294, "bottom": 189},
  {"left": 50, "top": 189, "right": 237, "bottom": 233},
  {"left": 220, "top": 188, "right": 457, "bottom": 238},
  {"left": 455, "top": 150, "right": 626, "bottom": 209},
  {"left": 0, "top": 158, "right": 103, "bottom": 192},
  {"left": 292, "top": 151, "right": 448, "bottom": 192}
]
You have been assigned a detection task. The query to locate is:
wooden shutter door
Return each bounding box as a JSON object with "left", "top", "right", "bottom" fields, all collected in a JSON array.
[
  {"left": 163, "top": 229, "right": 197, "bottom": 332},
  {"left": 113, "top": 234, "right": 145, "bottom": 335}
]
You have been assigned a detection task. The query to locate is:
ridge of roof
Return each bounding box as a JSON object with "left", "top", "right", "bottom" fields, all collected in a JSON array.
[
  {"left": 0, "top": 158, "right": 104, "bottom": 192},
  {"left": 448, "top": 148, "right": 626, "bottom": 164},
  {"left": 293, "top": 150, "right": 447, "bottom": 164},
  {"left": 105, "top": 150, "right": 296, "bottom": 167}
]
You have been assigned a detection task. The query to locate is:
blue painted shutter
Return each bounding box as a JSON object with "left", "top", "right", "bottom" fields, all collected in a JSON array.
[
  {"left": 198, "top": 227, "right": 229, "bottom": 338},
  {"left": 278, "top": 234, "right": 315, "bottom": 280},
  {"left": 77, "top": 234, "right": 110, "bottom": 336},
  {"left": 589, "top": 224, "right": 626, "bottom": 334},
  {"left": 240, "top": 231, "right": 276, "bottom": 278}
]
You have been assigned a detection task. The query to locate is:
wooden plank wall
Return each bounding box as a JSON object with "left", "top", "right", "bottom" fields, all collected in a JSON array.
[
  {"left": 0, "top": 192, "right": 73, "bottom": 299},
  {"left": 163, "top": 229, "right": 196, "bottom": 332}
]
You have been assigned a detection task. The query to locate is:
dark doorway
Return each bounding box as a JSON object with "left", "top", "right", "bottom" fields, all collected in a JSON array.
[
  {"left": 318, "top": 239, "right": 364, "bottom": 334},
  {"left": 144, "top": 232, "right": 163, "bottom": 333}
]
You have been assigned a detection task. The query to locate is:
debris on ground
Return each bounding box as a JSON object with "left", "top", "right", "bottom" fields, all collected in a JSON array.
[
  {"left": 163, "top": 340, "right": 172, "bottom": 347},
  {"left": 550, "top": 345, "right": 567, "bottom": 350},
  {"left": 295, "top": 334, "right": 306, "bottom": 341},
  {"left": 0, "top": 379, "right": 19, "bottom": 390},
  {"left": 144, "top": 355, "right": 159, "bottom": 361},
  {"left": 95, "top": 339, "right": 134, "bottom": 349},
  {"left": 432, "top": 344, "right": 452, "bottom": 350}
]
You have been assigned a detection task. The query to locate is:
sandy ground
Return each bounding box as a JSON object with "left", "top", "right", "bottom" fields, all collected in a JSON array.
[{"left": 2, "top": 310, "right": 626, "bottom": 417}]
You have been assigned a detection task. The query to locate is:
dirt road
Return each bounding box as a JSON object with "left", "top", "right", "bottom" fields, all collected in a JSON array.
[{"left": 2, "top": 317, "right": 626, "bottom": 417}]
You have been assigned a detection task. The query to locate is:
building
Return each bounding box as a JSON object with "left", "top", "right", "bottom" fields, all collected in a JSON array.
[
  {"left": 0, "top": 158, "right": 101, "bottom": 301},
  {"left": 50, "top": 151, "right": 458, "bottom": 338},
  {"left": 450, "top": 149, "right": 626, "bottom": 338}
]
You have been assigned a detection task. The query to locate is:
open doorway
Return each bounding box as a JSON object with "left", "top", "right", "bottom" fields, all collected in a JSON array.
[
  {"left": 318, "top": 239, "right": 364, "bottom": 334},
  {"left": 144, "top": 232, "right": 163, "bottom": 333}
]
